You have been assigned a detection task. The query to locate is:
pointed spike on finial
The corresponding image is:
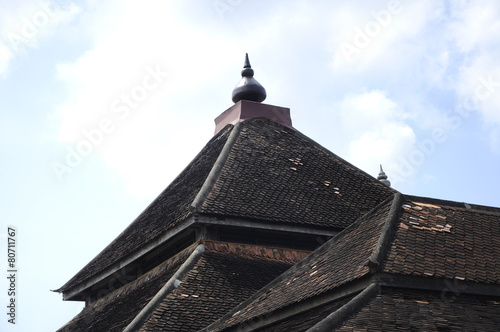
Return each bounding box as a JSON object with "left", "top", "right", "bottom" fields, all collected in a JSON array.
[
  {"left": 377, "top": 164, "right": 391, "bottom": 187},
  {"left": 241, "top": 53, "right": 254, "bottom": 77},
  {"left": 231, "top": 53, "right": 267, "bottom": 103},
  {"left": 243, "top": 53, "right": 251, "bottom": 68}
]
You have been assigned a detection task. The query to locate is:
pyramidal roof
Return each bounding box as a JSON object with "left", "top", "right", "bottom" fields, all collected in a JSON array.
[
  {"left": 57, "top": 102, "right": 394, "bottom": 295},
  {"left": 56, "top": 54, "right": 500, "bottom": 331}
]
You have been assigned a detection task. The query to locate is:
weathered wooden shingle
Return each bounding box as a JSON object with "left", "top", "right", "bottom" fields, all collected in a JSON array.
[
  {"left": 58, "top": 241, "right": 306, "bottom": 332},
  {"left": 206, "top": 195, "right": 500, "bottom": 331},
  {"left": 58, "top": 118, "right": 393, "bottom": 294},
  {"left": 208, "top": 196, "right": 396, "bottom": 331},
  {"left": 336, "top": 287, "right": 500, "bottom": 331},
  {"left": 139, "top": 242, "right": 304, "bottom": 331},
  {"left": 383, "top": 197, "right": 500, "bottom": 283}
]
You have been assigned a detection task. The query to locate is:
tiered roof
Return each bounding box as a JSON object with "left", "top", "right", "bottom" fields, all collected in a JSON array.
[
  {"left": 56, "top": 55, "right": 500, "bottom": 331},
  {"left": 57, "top": 116, "right": 394, "bottom": 296}
]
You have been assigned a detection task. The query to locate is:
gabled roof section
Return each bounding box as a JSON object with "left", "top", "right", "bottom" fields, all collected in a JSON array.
[
  {"left": 382, "top": 196, "right": 500, "bottom": 283},
  {"left": 58, "top": 116, "right": 395, "bottom": 294}
]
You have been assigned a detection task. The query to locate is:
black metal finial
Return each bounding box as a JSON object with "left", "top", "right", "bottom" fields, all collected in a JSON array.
[
  {"left": 377, "top": 165, "right": 391, "bottom": 187},
  {"left": 232, "top": 53, "right": 266, "bottom": 103}
]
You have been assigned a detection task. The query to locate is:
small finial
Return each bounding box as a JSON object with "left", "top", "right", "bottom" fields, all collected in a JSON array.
[
  {"left": 232, "top": 53, "right": 267, "bottom": 103},
  {"left": 377, "top": 165, "right": 391, "bottom": 187}
]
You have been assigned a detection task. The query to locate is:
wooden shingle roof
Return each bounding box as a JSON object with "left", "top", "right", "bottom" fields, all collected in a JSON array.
[
  {"left": 57, "top": 117, "right": 394, "bottom": 294},
  {"left": 205, "top": 194, "right": 500, "bottom": 331},
  {"left": 58, "top": 241, "right": 307, "bottom": 332},
  {"left": 383, "top": 196, "right": 500, "bottom": 283}
]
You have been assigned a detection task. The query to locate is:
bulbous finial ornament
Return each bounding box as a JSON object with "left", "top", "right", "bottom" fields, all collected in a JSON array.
[
  {"left": 231, "top": 53, "right": 267, "bottom": 103},
  {"left": 377, "top": 165, "right": 391, "bottom": 187}
]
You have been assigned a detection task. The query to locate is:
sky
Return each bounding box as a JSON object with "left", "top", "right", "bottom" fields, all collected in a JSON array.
[{"left": 0, "top": 0, "right": 499, "bottom": 331}]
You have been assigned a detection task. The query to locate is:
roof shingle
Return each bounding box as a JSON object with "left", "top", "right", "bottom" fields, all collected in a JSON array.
[
  {"left": 383, "top": 197, "right": 500, "bottom": 283},
  {"left": 58, "top": 118, "right": 393, "bottom": 294},
  {"left": 208, "top": 195, "right": 397, "bottom": 331},
  {"left": 336, "top": 287, "right": 500, "bottom": 331}
]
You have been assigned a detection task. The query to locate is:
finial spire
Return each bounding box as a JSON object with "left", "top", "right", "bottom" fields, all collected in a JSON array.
[
  {"left": 231, "top": 53, "right": 267, "bottom": 103},
  {"left": 377, "top": 165, "right": 391, "bottom": 187}
]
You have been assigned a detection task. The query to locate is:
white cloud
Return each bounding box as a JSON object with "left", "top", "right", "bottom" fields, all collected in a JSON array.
[
  {"left": 52, "top": 0, "right": 500, "bottom": 198},
  {"left": 328, "top": 0, "right": 441, "bottom": 73},
  {"left": 0, "top": 43, "right": 13, "bottom": 76},
  {"left": 449, "top": 1, "right": 500, "bottom": 151},
  {"left": 448, "top": 0, "right": 500, "bottom": 53},
  {"left": 337, "top": 91, "right": 416, "bottom": 181},
  {"left": 53, "top": 0, "right": 250, "bottom": 197},
  {"left": 0, "top": 0, "right": 81, "bottom": 75}
]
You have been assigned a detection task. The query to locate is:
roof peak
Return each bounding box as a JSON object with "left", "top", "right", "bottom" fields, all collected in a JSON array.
[{"left": 231, "top": 53, "right": 267, "bottom": 103}]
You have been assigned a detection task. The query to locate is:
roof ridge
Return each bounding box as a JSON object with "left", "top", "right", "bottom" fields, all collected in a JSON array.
[
  {"left": 89, "top": 242, "right": 199, "bottom": 308},
  {"left": 190, "top": 122, "right": 243, "bottom": 212},
  {"left": 404, "top": 194, "right": 500, "bottom": 215},
  {"left": 56, "top": 126, "right": 234, "bottom": 293},
  {"left": 368, "top": 192, "right": 403, "bottom": 272},
  {"left": 123, "top": 244, "right": 206, "bottom": 332},
  {"left": 290, "top": 128, "right": 400, "bottom": 195}
]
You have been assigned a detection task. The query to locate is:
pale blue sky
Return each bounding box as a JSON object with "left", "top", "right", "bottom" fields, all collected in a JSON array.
[{"left": 1, "top": 1, "right": 499, "bottom": 331}]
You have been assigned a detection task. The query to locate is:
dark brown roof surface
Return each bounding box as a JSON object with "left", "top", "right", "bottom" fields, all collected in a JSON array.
[
  {"left": 382, "top": 197, "right": 500, "bottom": 283},
  {"left": 139, "top": 242, "right": 303, "bottom": 331},
  {"left": 58, "top": 241, "right": 307, "bottom": 332},
  {"left": 208, "top": 195, "right": 397, "bottom": 331},
  {"left": 198, "top": 118, "right": 395, "bottom": 228},
  {"left": 206, "top": 195, "right": 500, "bottom": 331},
  {"left": 336, "top": 287, "right": 500, "bottom": 331},
  {"left": 59, "top": 117, "right": 393, "bottom": 293},
  {"left": 257, "top": 295, "right": 354, "bottom": 332}
]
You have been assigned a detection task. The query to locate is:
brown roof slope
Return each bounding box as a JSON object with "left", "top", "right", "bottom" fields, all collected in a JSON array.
[
  {"left": 57, "top": 245, "right": 197, "bottom": 332},
  {"left": 139, "top": 241, "right": 305, "bottom": 331},
  {"left": 207, "top": 194, "right": 399, "bottom": 331},
  {"left": 335, "top": 287, "right": 500, "bottom": 331},
  {"left": 206, "top": 195, "right": 500, "bottom": 331},
  {"left": 58, "top": 118, "right": 394, "bottom": 293},
  {"left": 199, "top": 118, "right": 395, "bottom": 228},
  {"left": 58, "top": 241, "right": 305, "bottom": 332},
  {"left": 382, "top": 196, "right": 500, "bottom": 283}
]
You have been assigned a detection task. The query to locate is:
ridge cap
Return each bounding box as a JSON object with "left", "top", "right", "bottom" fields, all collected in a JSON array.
[
  {"left": 190, "top": 122, "right": 243, "bottom": 212},
  {"left": 368, "top": 193, "right": 403, "bottom": 272}
]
